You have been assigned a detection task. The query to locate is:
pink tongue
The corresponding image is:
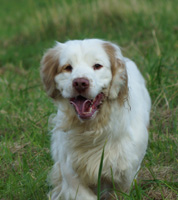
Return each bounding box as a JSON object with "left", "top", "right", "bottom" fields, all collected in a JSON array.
[
  {"left": 83, "top": 100, "right": 92, "bottom": 112},
  {"left": 70, "top": 96, "right": 93, "bottom": 114}
]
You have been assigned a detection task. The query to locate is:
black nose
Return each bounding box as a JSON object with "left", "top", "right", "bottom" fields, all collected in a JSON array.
[{"left": 73, "top": 78, "right": 89, "bottom": 93}]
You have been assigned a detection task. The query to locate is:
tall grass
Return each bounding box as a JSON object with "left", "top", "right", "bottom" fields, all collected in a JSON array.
[
  {"left": 97, "top": 143, "right": 105, "bottom": 200},
  {"left": 0, "top": 0, "right": 177, "bottom": 199}
]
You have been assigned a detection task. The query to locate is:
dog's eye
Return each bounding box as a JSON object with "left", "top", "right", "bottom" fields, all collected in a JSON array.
[
  {"left": 64, "top": 65, "right": 73, "bottom": 72},
  {"left": 93, "top": 64, "right": 103, "bottom": 70}
]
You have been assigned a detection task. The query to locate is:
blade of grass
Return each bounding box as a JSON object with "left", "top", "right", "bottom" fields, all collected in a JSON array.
[
  {"left": 134, "top": 179, "right": 141, "bottom": 200},
  {"left": 159, "top": 180, "right": 178, "bottom": 195},
  {"left": 110, "top": 167, "right": 119, "bottom": 200},
  {"left": 97, "top": 141, "right": 107, "bottom": 200}
]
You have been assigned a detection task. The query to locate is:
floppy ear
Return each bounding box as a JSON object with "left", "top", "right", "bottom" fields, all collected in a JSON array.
[
  {"left": 40, "top": 45, "right": 61, "bottom": 99},
  {"left": 103, "top": 42, "right": 128, "bottom": 104}
]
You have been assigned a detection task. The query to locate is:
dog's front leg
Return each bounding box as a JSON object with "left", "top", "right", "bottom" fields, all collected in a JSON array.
[
  {"left": 62, "top": 163, "right": 97, "bottom": 200},
  {"left": 50, "top": 161, "right": 97, "bottom": 200}
]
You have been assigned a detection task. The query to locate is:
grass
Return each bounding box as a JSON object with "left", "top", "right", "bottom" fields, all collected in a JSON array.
[{"left": 0, "top": 0, "right": 178, "bottom": 199}]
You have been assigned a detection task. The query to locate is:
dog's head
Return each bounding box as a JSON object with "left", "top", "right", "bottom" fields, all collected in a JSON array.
[{"left": 40, "top": 39, "right": 128, "bottom": 120}]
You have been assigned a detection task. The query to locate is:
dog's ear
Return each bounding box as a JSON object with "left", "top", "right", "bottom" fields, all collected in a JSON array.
[
  {"left": 40, "top": 44, "right": 61, "bottom": 99},
  {"left": 103, "top": 42, "right": 128, "bottom": 104}
]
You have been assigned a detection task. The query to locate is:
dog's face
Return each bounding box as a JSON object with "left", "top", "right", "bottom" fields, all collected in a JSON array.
[{"left": 40, "top": 39, "right": 127, "bottom": 120}]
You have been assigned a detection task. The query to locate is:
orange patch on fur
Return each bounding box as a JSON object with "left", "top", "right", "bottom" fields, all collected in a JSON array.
[
  {"left": 103, "top": 43, "right": 128, "bottom": 105},
  {"left": 40, "top": 48, "right": 62, "bottom": 99}
]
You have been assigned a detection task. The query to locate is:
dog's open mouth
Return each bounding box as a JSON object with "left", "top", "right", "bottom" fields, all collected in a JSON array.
[{"left": 70, "top": 93, "right": 105, "bottom": 119}]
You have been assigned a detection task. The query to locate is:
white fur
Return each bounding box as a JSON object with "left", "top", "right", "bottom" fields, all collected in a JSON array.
[{"left": 41, "top": 39, "right": 151, "bottom": 200}]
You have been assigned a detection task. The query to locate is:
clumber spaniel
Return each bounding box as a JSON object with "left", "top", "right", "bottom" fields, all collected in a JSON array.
[{"left": 40, "top": 39, "right": 151, "bottom": 200}]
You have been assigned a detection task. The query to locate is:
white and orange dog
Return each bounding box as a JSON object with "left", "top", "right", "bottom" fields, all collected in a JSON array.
[{"left": 40, "top": 39, "right": 151, "bottom": 200}]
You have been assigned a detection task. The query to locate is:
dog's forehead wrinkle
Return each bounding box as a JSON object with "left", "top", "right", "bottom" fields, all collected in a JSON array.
[{"left": 72, "top": 65, "right": 94, "bottom": 78}]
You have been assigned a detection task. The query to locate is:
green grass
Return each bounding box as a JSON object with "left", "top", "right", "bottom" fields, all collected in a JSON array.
[{"left": 0, "top": 0, "right": 178, "bottom": 199}]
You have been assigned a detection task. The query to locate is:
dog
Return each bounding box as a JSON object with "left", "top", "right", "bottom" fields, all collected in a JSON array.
[{"left": 40, "top": 39, "right": 151, "bottom": 200}]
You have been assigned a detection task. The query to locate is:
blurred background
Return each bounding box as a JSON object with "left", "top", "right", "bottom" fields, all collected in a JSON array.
[{"left": 0, "top": 0, "right": 177, "bottom": 199}]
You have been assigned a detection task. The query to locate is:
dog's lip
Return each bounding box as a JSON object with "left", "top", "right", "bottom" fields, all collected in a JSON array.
[{"left": 70, "top": 93, "right": 105, "bottom": 119}]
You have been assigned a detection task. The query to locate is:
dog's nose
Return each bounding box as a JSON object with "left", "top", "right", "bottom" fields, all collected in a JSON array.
[{"left": 73, "top": 78, "right": 89, "bottom": 93}]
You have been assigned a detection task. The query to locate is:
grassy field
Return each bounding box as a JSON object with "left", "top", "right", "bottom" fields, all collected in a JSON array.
[{"left": 0, "top": 0, "right": 178, "bottom": 199}]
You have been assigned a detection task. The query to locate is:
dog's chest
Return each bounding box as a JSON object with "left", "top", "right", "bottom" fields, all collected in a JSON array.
[{"left": 70, "top": 138, "right": 131, "bottom": 185}]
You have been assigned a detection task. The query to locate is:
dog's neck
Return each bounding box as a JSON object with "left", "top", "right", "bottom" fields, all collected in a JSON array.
[{"left": 54, "top": 97, "right": 129, "bottom": 139}]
